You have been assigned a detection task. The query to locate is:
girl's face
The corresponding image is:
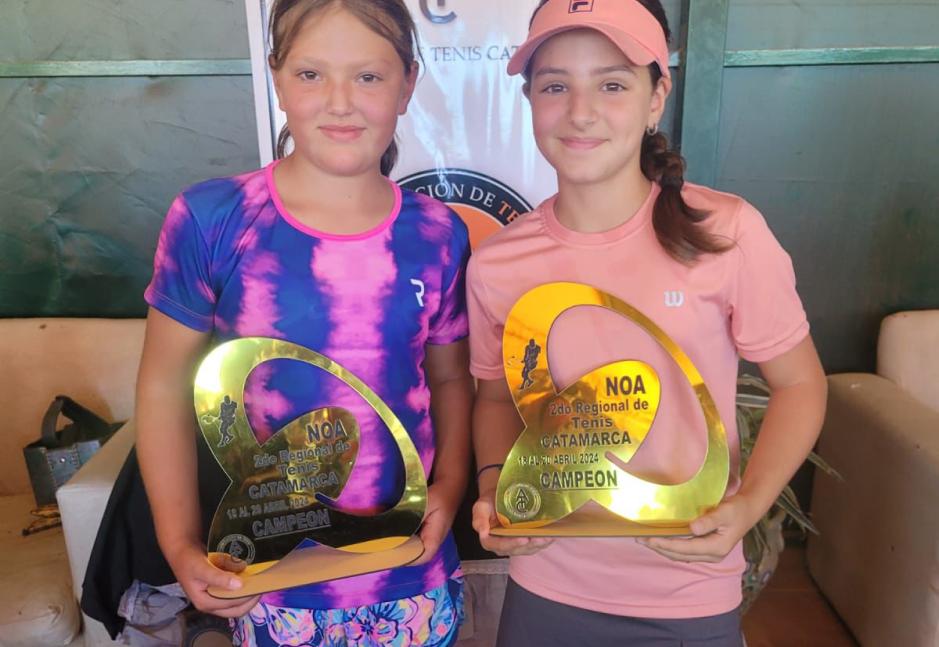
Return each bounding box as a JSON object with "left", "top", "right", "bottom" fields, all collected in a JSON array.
[
  {"left": 526, "top": 28, "right": 670, "bottom": 189},
  {"left": 273, "top": 5, "right": 416, "bottom": 177}
]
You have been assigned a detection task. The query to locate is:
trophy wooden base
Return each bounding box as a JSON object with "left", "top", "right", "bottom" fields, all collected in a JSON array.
[
  {"left": 208, "top": 536, "right": 425, "bottom": 599},
  {"left": 490, "top": 504, "right": 694, "bottom": 538}
]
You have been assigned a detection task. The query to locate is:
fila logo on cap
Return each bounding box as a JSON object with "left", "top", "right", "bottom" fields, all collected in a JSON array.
[{"left": 569, "top": 1, "right": 595, "bottom": 13}]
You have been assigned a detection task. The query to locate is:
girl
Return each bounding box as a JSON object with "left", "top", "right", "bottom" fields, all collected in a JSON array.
[
  {"left": 136, "top": 1, "right": 471, "bottom": 645},
  {"left": 468, "top": 0, "right": 827, "bottom": 644}
]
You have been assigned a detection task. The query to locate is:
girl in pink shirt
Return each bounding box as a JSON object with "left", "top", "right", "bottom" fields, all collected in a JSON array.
[{"left": 467, "top": 1, "right": 827, "bottom": 644}]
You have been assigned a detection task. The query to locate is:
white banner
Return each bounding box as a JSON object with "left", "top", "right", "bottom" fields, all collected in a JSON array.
[{"left": 245, "top": 0, "right": 557, "bottom": 247}]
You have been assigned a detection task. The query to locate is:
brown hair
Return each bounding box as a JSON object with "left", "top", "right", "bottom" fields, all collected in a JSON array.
[
  {"left": 267, "top": 0, "right": 419, "bottom": 176},
  {"left": 529, "top": 0, "right": 730, "bottom": 263}
]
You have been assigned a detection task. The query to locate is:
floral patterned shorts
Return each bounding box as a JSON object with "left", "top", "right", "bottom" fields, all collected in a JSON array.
[{"left": 232, "top": 574, "right": 464, "bottom": 647}]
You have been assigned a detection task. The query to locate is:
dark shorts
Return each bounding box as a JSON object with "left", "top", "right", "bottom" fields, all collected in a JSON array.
[{"left": 497, "top": 578, "right": 744, "bottom": 647}]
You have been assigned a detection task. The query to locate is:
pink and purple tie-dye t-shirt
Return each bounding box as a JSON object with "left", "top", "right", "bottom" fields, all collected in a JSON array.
[{"left": 145, "top": 162, "right": 469, "bottom": 609}]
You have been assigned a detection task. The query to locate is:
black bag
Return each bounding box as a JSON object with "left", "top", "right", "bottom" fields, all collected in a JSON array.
[
  {"left": 82, "top": 438, "right": 227, "bottom": 638},
  {"left": 23, "top": 396, "right": 123, "bottom": 506}
]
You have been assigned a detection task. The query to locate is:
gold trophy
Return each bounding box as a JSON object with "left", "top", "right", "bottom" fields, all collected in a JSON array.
[
  {"left": 194, "top": 338, "right": 426, "bottom": 598},
  {"left": 491, "top": 283, "right": 729, "bottom": 537}
]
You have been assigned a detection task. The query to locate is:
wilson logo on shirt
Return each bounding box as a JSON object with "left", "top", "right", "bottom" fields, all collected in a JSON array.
[
  {"left": 399, "top": 169, "right": 532, "bottom": 250},
  {"left": 664, "top": 291, "right": 685, "bottom": 308}
]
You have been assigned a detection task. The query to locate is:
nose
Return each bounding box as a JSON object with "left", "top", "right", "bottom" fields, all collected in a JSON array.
[
  {"left": 568, "top": 88, "right": 597, "bottom": 130},
  {"left": 326, "top": 80, "right": 354, "bottom": 116}
]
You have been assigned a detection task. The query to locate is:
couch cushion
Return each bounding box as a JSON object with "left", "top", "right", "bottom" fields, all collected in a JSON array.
[
  {"left": 0, "top": 318, "right": 146, "bottom": 495},
  {"left": 0, "top": 494, "right": 80, "bottom": 646},
  {"left": 878, "top": 310, "right": 939, "bottom": 413}
]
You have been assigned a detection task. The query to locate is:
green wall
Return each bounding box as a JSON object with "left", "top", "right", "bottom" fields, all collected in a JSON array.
[
  {"left": 0, "top": 1, "right": 259, "bottom": 316},
  {"left": 717, "top": 0, "right": 939, "bottom": 373},
  {"left": 1, "top": 0, "right": 937, "bottom": 375},
  {"left": 719, "top": 62, "right": 939, "bottom": 373}
]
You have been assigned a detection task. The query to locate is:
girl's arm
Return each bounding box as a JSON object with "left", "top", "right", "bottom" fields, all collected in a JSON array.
[
  {"left": 136, "top": 308, "right": 259, "bottom": 615},
  {"left": 471, "top": 377, "right": 554, "bottom": 556},
  {"left": 414, "top": 339, "right": 474, "bottom": 562},
  {"left": 642, "top": 335, "right": 827, "bottom": 562}
]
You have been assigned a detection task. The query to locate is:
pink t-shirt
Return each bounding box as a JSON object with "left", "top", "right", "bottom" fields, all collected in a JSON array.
[{"left": 467, "top": 182, "right": 809, "bottom": 618}]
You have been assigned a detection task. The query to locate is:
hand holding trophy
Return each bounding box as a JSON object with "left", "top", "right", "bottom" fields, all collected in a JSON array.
[{"left": 194, "top": 338, "right": 426, "bottom": 598}]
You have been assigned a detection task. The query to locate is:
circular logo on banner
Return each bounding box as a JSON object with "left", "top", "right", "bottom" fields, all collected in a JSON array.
[{"left": 399, "top": 169, "right": 533, "bottom": 249}]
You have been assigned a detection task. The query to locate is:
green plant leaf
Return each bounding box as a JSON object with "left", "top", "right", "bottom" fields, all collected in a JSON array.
[
  {"left": 805, "top": 452, "right": 845, "bottom": 481},
  {"left": 774, "top": 492, "right": 819, "bottom": 535}
]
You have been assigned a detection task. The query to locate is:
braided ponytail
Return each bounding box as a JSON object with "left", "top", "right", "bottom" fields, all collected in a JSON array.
[
  {"left": 633, "top": 0, "right": 729, "bottom": 263},
  {"left": 641, "top": 131, "right": 731, "bottom": 263}
]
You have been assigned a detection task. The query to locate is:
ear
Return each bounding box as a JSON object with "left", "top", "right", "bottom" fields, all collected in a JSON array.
[
  {"left": 648, "top": 75, "right": 672, "bottom": 127},
  {"left": 522, "top": 81, "right": 532, "bottom": 101},
  {"left": 398, "top": 62, "right": 420, "bottom": 115}
]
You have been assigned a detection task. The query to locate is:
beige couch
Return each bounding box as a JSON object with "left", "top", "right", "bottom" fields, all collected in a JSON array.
[
  {"left": 807, "top": 310, "right": 939, "bottom": 647},
  {"left": 0, "top": 318, "right": 145, "bottom": 646}
]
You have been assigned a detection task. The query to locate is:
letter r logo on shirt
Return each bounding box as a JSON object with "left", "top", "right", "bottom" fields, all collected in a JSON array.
[
  {"left": 411, "top": 279, "right": 426, "bottom": 307},
  {"left": 569, "top": 1, "right": 595, "bottom": 13}
]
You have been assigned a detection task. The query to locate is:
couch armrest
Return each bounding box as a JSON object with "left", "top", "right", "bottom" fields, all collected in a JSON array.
[
  {"left": 57, "top": 421, "right": 135, "bottom": 647},
  {"left": 807, "top": 374, "right": 939, "bottom": 647},
  {"left": 878, "top": 310, "right": 939, "bottom": 408}
]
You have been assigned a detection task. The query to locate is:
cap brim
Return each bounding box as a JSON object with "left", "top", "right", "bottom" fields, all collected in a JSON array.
[{"left": 508, "top": 24, "right": 662, "bottom": 77}]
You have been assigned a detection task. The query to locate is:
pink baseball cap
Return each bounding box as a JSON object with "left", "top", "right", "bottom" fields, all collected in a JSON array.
[{"left": 508, "top": 0, "right": 671, "bottom": 80}]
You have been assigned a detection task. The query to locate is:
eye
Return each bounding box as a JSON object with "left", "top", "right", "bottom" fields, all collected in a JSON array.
[
  {"left": 602, "top": 81, "right": 627, "bottom": 92},
  {"left": 359, "top": 73, "right": 382, "bottom": 83},
  {"left": 298, "top": 70, "right": 319, "bottom": 82},
  {"left": 540, "top": 82, "right": 566, "bottom": 94}
]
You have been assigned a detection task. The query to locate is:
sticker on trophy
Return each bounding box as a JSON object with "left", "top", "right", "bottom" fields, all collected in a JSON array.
[
  {"left": 194, "top": 338, "right": 426, "bottom": 598},
  {"left": 491, "top": 282, "right": 729, "bottom": 537}
]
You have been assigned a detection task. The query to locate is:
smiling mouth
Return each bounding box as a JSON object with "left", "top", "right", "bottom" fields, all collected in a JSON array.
[
  {"left": 320, "top": 126, "right": 366, "bottom": 141},
  {"left": 560, "top": 137, "right": 605, "bottom": 150}
]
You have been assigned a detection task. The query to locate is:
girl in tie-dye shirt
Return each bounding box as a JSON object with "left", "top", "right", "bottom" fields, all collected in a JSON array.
[{"left": 135, "top": 2, "right": 472, "bottom": 646}]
